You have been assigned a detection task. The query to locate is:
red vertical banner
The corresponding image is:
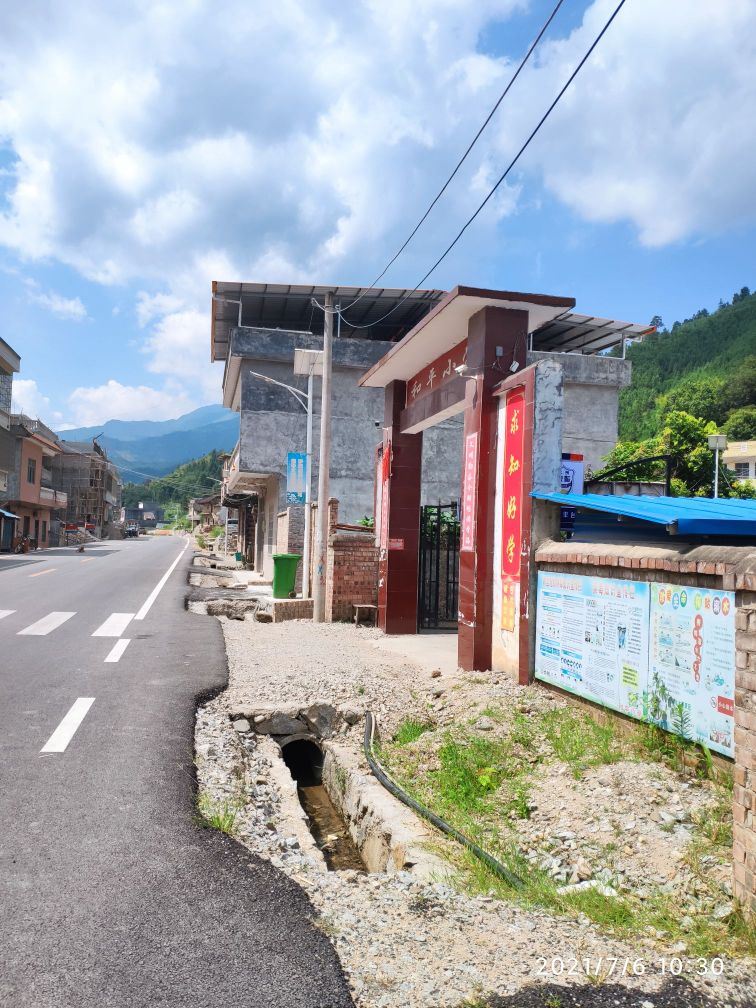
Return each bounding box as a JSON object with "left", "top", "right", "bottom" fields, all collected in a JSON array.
[
  {"left": 379, "top": 438, "right": 391, "bottom": 551},
  {"left": 500, "top": 389, "right": 525, "bottom": 631},
  {"left": 460, "top": 432, "right": 479, "bottom": 552}
]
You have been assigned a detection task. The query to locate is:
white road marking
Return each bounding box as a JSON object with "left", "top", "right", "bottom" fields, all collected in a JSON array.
[
  {"left": 18, "top": 611, "right": 76, "bottom": 636},
  {"left": 92, "top": 612, "right": 134, "bottom": 637},
  {"left": 0, "top": 610, "right": 15, "bottom": 620},
  {"left": 40, "top": 698, "right": 95, "bottom": 754},
  {"left": 104, "top": 638, "right": 131, "bottom": 663},
  {"left": 134, "top": 542, "right": 189, "bottom": 621}
]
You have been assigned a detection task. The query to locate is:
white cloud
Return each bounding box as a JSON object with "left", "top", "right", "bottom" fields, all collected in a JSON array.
[
  {"left": 0, "top": 0, "right": 753, "bottom": 411},
  {"left": 28, "top": 288, "right": 88, "bottom": 320},
  {"left": 66, "top": 379, "right": 196, "bottom": 426},
  {"left": 11, "top": 377, "right": 51, "bottom": 417}
]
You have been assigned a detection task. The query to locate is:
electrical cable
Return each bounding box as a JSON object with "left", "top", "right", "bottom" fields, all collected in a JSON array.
[
  {"left": 336, "top": 0, "right": 627, "bottom": 333},
  {"left": 363, "top": 712, "right": 524, "bottom": 889},
  {"left": 339, "top": 0, "right": 567, "bottom": 316}
]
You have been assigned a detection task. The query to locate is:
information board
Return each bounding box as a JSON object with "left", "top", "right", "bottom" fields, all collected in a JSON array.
[
  {"left": 648, "top": 583, "right": 735, "bottom": 757},
  {"left": 535, "top": 572, "right": 649, "bottom": 718}
]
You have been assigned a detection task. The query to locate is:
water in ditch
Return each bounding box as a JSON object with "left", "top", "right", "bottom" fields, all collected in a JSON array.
[{"left": 281, "top": 739, "right": 366, "bottom": 872}]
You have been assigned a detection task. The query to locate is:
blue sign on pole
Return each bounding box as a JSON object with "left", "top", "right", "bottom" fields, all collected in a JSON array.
[{"left": 286, "top": 452, "right": 307, "bottom": 505}]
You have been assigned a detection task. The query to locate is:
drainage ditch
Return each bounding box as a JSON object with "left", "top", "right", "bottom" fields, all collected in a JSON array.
[{"left": 280, "top": 738, "right": 366, "bottom": 871}]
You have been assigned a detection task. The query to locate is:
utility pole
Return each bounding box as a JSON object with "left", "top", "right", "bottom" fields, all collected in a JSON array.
[
  {"left": 313, "top": 291, "right": 333, "bottom": 621},
  {"left": 302, "top": 361, "right": 314, "bottom": 599},
  {"left": 708, "top": 434, "right": 727, "bottom": 499}
]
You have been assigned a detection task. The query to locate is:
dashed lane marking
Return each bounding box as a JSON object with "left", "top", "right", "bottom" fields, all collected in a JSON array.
[
  {"left": 104, "top": 639, "right": 131, "bottom": 663},
  {"left": 18, "top": 612, "right": 76, "bottom": 636},
  {"left": 40, "top": 698, "right": 95, "bottom": 754},
  {"left": 29, "top": 568, "right": 56, "bottom": 578},
  {"left": 0, "top": 610, "right": 15, "bottom": 620},
  {"left": 92, "top": 613, "right": 134, "bottom": 637}
]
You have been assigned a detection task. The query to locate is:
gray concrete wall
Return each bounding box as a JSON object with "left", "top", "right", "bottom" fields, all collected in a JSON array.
[
  {"left": 233, "top": 328, "right": 464, "bottom": 525},
  {"left": 527, "top": 351, "right": 631, "bottom": 474}
]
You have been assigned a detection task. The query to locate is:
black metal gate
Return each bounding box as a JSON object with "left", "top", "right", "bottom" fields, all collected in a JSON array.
[{"left": 418, "top": 503, "right": 460, "bottom": 631}]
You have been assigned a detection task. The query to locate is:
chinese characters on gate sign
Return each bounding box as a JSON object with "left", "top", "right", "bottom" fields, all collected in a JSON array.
[
  {"left": 406, "top": 338, "right": 468, "bottom": 406},
  {"left": 500, "top": 389, "right": 525, "bottom": 632},
  {"left": 460, "top": 433, "right": 478, "bottom": 552}
]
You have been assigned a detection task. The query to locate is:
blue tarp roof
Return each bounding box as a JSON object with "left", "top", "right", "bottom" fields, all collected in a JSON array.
[
  {"left": 0, "top": 508, "right": 18, "bottom": 520},
  {"left": 530, "top": 492, "right": 756, "bottom": 536}
]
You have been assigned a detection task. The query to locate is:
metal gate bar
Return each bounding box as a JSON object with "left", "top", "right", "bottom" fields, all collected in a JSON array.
[{"left": 418, "top": 502, "right": 460, "bottom": 631}]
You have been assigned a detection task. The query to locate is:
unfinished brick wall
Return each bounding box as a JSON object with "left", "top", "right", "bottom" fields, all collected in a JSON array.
[
  {"left": 735, "top": 603, "right": 756, "bottom": 914},
  {"left": 326, "top": 505, "right": 379, "bottom": 622}
]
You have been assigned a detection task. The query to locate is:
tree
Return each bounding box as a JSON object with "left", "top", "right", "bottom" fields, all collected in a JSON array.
[
  {"left": 661, "top": 411, "right": 717, "bottom": 493},
  {"left": 723, "top": 406, "right": 756, "bottom": 441},
  {"left": 659, "top": 376, "right": 726, "bottom": 426},
  {"left": 722, "top": 355, "right": 756, "bottom": 413},
  {"left": 649, "top": 314, "right": 664, "bottom": 330}
]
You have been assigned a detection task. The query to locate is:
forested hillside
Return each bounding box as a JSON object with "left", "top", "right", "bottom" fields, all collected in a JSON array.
[
  {"left": 121, "top": 451, "right": 224, "bottom": 509},
  {"left": 618, "top": 287, "right": 756, "bottom": 441}
]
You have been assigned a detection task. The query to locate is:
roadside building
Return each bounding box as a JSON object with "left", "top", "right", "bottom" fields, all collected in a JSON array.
[
  {"left": 188, "top": 493, "right": 221, "bottom": 530},
  {"left": 1, "top": 414, "right": 67, "bottom": 550},
  {"left": 211, "top": 282, "right": 464, "bottom": 579},
  {"left": 52, "top": 439, "right": 122, "bottom": 538},
  {"left": 0, "top": 338, "right": 21, "bottom": 550},
  {"left": 723, "top": 439, "right": 756, "bottom": 486}
]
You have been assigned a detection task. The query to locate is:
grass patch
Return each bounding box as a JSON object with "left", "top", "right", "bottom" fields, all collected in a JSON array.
[
  {"left": 540, "top": 707, "right": 622, "bottom": 778},
  {"left": 196, "top": 533, "right": 207, "bottom": 550},
  {"left": 196, "top": 793, "right": 240, "bottom": 834},
  {"left": 393, "top": 719, "right": 434, "bottom": 746}
]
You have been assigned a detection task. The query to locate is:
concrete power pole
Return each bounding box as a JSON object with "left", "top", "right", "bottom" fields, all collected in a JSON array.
[{"left": 313, "top": 290, "right": 334, "bottom": 622}]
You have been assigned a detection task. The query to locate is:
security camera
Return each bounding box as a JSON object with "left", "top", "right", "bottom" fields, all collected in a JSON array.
[{"left": 454, "top": 364, "right": 468, "bottom": 376}]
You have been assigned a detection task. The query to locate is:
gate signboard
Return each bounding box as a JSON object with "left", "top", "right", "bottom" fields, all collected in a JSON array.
[{"left": 500, "top": 388, "right": 525, "bottom": 631}]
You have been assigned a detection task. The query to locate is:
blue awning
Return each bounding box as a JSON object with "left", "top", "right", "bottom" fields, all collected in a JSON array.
[
  {"left": 0, "top": 508, "right": 19, "bottom": 520},
  {"left": 530, "top": 492, "right": 756, "bottom": 537}
]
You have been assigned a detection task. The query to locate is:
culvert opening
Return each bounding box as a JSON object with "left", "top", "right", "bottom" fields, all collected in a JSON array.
[{"left": 280, "top": 738, "right": 366, "bottom": 872}]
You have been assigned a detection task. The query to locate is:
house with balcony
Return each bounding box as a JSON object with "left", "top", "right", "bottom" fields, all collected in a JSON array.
[{"left": 0, "top": 414, "right": 67, "bottom": 550}]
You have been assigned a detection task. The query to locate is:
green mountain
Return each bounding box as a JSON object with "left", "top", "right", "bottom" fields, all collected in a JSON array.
[
  {"left": 121, "top": 451, "right": 224, "bottom": 510},
  {"left": 618, "top": 288, "right": 756, "bottom": 441},
  {"left": 58, "top": 406, "right": 238, "bottom": 484}
]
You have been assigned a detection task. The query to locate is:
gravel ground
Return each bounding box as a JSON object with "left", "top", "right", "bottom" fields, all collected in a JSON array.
[{"left": 194, "top": 615, "right": 755, "bottom": 1008}]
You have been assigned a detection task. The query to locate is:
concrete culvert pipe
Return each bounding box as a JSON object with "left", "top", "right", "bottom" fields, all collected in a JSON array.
[{"left": 280, "top": 738, "right": 324, "bottom": 787}]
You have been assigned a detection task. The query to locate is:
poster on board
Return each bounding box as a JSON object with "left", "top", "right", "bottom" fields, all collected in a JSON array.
[
  {"left": 648, "top": 583, "right": 735, "bottom": 758},
  {"left": 535, "top": 571, "right": 649, "bottom": 719}
]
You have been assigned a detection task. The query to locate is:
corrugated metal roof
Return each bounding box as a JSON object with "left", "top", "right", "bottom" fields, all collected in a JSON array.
[{"left": 531, "top": 492, "right": 756, "bottom": 536}]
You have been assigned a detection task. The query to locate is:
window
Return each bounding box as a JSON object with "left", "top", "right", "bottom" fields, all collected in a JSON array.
[
  {"left": 26, "top": 458, "right": 36, "bottom": 484},
  {"left": 734, "top": 462, "right": 751, "bottom": 479}
]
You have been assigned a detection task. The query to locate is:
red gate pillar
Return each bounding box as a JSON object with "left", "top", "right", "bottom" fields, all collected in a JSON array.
[
  {"left": 458, "top": 306, "right": 528, "bottom": 671},
  {"left": 377, "top": 380, "right": 423, "bottom": 634}
]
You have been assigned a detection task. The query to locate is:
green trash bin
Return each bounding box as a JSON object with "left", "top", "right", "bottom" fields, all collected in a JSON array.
[{"left": 272, "top": 553, "right": 302, "bottom": 598}]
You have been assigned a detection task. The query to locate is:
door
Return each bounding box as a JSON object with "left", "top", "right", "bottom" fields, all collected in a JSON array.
[{"left": 418, "top": 503, "right": 460, "bottom": 631}]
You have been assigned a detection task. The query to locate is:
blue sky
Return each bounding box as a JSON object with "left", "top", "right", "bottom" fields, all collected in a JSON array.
[{"left": 0, "top": 0, "right": 754, "bottom": 428}]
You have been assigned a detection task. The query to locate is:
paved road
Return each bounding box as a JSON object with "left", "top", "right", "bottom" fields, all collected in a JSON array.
[{"left": 0, "top": 536, "right": 353, "bottom": 1008}]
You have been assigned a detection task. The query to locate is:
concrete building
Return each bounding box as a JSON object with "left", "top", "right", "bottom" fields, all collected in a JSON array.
[
  {"left": 0, "top": 338, "right": 21, "bottom": 549},
  {"left": 1, "top": 414, "right": 67, "bottom": 550},
  {"left": 52, "top": 439, "right": 122, "bottom": 537},
  {"left": 723, "top": 440, "right": 756, "bottom": 486},
  {"left": 212, "top": 282, "right": 465, "bottom": 580}
]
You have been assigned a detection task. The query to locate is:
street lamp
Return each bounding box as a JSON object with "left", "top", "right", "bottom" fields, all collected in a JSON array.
[
  {"left": 249, "top": 358, "right": 323, "bottom": 598},
  {"left": 707, "top": 434, "right": 728, "bottom": 499}
]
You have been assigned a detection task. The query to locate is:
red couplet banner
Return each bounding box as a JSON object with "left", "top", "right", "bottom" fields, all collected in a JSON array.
[{"left": 501, "top": 389, "right": 525, "bottom": 631}]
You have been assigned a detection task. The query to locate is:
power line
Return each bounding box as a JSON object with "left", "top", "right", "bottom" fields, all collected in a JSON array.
[
  {"left": 339, "top": 0, "right": 566, "bottom": 317},
  {"left": 336, "top": 0, "right": 627, "bottom": 333}
]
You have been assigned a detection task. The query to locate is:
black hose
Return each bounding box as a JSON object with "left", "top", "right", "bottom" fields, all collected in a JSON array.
[{"left": 363, "top": 711, "right": 524, "bottom": 890}]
